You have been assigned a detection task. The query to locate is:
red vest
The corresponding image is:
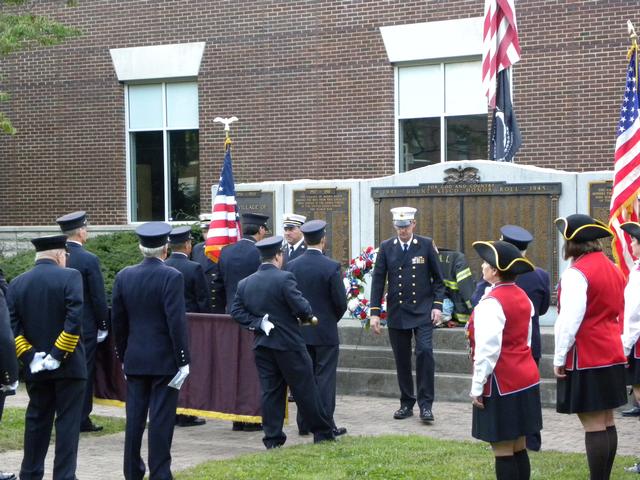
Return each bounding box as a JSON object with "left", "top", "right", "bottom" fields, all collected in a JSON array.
[
  {"left": 560, "top": 252, "right": 626, "bottom": 370},
  {"left": 469, "top": 283, "right": 539, "bottom": 396}
]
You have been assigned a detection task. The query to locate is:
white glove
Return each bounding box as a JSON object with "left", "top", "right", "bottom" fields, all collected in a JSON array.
[
  {"left": 97, "top": 329, "right": 109, "bottom": 343},
  {"left": 260, "top": 314, "right": 274, "bottom": 336},
  {"left": 0, "top": 380, "right": 18, "bottom": 393},
  {"left": 29, "top": 351, "right": 47, "bottom": 374},
  {"left": 168, "top": 364, "right": 190, "bottom": 390},
  {"left": 42, "top": 354, "right": 61, "bottom": 371}
]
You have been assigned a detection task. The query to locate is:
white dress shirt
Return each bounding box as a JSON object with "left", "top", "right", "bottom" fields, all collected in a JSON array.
[
  {"left": 553, "top": 267, "right": 588, "bottom": 367},
  {"left": 622, "top": 262, "right": 640, "bottom": 357}
]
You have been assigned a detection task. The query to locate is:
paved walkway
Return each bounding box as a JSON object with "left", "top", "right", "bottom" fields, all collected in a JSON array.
[{"left": 1, "top": 390, "right": 638, "bottom": 479}]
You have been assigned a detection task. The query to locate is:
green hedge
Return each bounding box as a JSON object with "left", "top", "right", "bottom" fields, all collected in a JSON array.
[{"left": 1, "top": 224, "right": 203, "bottom": 301}]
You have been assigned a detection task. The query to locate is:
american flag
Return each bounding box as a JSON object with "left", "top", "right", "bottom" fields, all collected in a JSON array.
[
  {"left": 204, "top": 139, "right": 240, "bottom": 262},
  {"left": 482, "top": 0, "right": 521, "bottom": 108},
  {"left": 610, "top": 44, "right": 640, "bottom": 278}
]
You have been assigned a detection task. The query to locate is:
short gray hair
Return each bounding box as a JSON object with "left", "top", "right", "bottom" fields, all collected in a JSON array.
[
  {"left": 139, "top": 244, "right": 166, "bottom": 258},
  {"left": 62, "top": 227, "right": 84, "bottom": 238}
]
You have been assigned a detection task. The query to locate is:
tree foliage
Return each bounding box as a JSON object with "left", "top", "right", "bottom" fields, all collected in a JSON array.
[{"left": 0, "top": 0, "right": 80, "bottom": 134}]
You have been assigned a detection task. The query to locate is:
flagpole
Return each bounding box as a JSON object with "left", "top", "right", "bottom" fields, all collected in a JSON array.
[{"left": 628, "top": 21, "right": 640, "bottom": 222}]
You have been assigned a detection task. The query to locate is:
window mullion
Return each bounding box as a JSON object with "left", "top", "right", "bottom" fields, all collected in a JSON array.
[
  {"left": 440, "top": 63, "right": 446, "bottom": 163},
  {"left": 162, "top": 83, "right": 170, "bottom": 221}
]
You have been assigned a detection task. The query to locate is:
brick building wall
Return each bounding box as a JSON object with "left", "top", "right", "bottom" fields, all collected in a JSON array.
[{"left": 0, "top": 0, "right": 634, "bottom": 225}]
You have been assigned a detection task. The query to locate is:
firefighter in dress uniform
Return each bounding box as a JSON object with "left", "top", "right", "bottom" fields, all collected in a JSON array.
[
  {"left": 468, "top": 240, "right": 542, "bottom": 480},
  {"left": 8, "top": 235, "right": 86, "bottom": 480},
  {"left": 554, "top": 214, "right": 627, "bottom": 480},
  {"left": 192, "top": 214, "right": 226, "bottom": 314},
  {"left": 0, "top": 272, "right": 18, "bottom": 480}
]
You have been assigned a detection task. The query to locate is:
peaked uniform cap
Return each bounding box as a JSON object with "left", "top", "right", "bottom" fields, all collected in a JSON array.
[
  {"left": 282, "top": 213, "right": 307, "bottom": 228},
  {"left": 169, "top": 226, "right": 192, "bottom": 244},
  {"left": 241, "top": 213, "right": 269, "bottom": 227},
  {"left": 56, "top": 211, "right": 87, "bottom": 231},
  {"left": 32, "top": 235, "right": 68, "bottom": 252},
  {"left": 300, "top": 219, "right": 326, "bottom": 243},
  {"left": 500, "top": 224, "right": 533, "bottom": 251},
  {"left": 391, "top": 207, "right": 417, "bottom": 227},
  {"left": 473, "top": 240, "right": 534, "bottom": 275},
  {"left": 621, "top": 221, "right": 640, "bottom": 241},
  {"left": 135, "top": 222, "right": 172, "bottom": 248},
  {"left": 199, "top": 213, "right": 213, "bottom": 229},
  {"left": 554, "top": 214, "right": 612, "bottom": 242},
  {"left": 255, "top": 235, "right": 283, "bottom": 257}
]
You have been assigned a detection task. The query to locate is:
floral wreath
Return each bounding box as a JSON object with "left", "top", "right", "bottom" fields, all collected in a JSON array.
[{"left": 344, "top": 246, "right": 387, "bottom": 328}]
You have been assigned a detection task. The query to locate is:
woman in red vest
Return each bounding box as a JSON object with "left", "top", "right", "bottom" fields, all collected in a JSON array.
[
  {"left": 469, "top": 240, "right": 542, "bottom": 480},
  {"left": 619, "top": 221, "right": 640, "bottom": 474},
  {"left": 554, "top": 214, "right": 627, "bottom": 480}
]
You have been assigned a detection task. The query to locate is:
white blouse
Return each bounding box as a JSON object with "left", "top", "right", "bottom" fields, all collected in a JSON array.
[
  {"left": 553, "top": 267, "right": 588, "bottom": 367},
  {"left": 622, "top": 262, "right": 640, "bottom": 356}
]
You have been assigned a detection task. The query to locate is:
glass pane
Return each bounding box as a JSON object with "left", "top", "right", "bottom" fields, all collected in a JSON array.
[
  {"left": 166, "top": 83, "right": 199, "bottom": 129},
  {"left": 131, "top": 131, "right": 165, "bottom": 221},
  {"left": 398, "top": 65, "right": 443, "bottom": 118},
  {"left": 169, "top": 130, "right": 200, "bottom": 221},
  {"left": 446, "top": 115, "right": 488, "bottom": 161},
  {"left": 400, "top": 118, "right": 440, "bottom": 171},
  {"left": 445, "top": 61, "right": 486, "bottom": 115},
  {"left": 128, "top": 84, "right": 163, "bottom": 130}
]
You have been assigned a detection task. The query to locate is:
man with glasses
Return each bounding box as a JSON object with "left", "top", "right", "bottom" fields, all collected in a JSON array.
[
  {"left": 369, "top": 207, "right": 445, "bottom": 424},
  {"left": 56, "top": 210, "right": 109, "bottom": 433}
]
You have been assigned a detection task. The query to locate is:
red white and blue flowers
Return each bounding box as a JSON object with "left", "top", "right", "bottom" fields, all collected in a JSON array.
[{"left": 344, "top": 246, "right": 387, "bottom": 327}]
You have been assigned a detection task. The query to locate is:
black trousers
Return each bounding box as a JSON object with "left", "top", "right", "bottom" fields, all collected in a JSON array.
[
  {"left": 297, "top": 344, "right": 339, "bottom": 432},
  {"left": 81, "top": 332, "right": 97, "bottom": 424},
  {"left": 20, "top": 378, "right": 85, "bottom": 480},
  {"left": 124, "top": 375, "right": 178, "bottom": 480},
  {"left": 388, "top": 324, "right": 434, "bottom": 410},
  {"left": 254, "top": 347, "right": 334, "bottom": 448}
]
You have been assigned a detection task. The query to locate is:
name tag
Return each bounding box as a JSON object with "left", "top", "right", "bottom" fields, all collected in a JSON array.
[{"left": 411, "top": 256, "right": 425, "bottom": 264}]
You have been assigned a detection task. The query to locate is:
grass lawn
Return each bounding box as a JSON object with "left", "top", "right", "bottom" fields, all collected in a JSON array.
[
  {"left": 0, "top": 407, "right": 126, "bottom": 453},
  {"left": 176, "top": 435, "right": 639, "bottom": 479}
]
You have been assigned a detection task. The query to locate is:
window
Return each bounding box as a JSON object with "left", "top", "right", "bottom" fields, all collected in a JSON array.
[
  {"left": 127, "top": 82, "right": 200, "bottom": 222},
  {"left": 397, "top": 61, "right": 487, "bottom": 171}
]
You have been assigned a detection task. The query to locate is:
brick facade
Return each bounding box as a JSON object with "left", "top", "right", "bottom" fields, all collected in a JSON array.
[{"left": 0, "top": 0, "right": 634, "bottom": 225}]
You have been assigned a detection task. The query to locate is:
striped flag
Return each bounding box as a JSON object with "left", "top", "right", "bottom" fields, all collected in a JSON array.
[
  {"left": 204, "top": 139, "right": 240, "bottom": 262},
  {"left": 482, "top": 0, "right": 521, "bottom": 108},
  {"left": 610, "top": 43, "right": 640, "bottom": 278}
]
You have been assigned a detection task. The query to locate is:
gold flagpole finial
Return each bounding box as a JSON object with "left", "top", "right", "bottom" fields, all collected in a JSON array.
[{"left": 213, "top": 116, "right": 239, "bottom": 147}]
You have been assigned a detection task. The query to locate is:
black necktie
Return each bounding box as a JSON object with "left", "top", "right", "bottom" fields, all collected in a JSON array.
[
  {"left": 403, "top": 244, "right": 408, "bottom": 253},
  {"left": 290, "top": 246, "right": 294, "bottom": 257}
]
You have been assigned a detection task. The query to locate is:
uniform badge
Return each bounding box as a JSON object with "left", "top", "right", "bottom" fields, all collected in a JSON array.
[{"left": 411, "top": 256, "right": 425, "bottom": 264}]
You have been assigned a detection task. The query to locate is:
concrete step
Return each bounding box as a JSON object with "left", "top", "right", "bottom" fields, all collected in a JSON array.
[
  {"left": 338, "top": 325, "right": 556, "bottom": 355},
  {"left": 338, "top": 345, "right": 556, "bottom": 379},
  {"left": 336, "top": 367, "right": 557, "bottom": 407}
]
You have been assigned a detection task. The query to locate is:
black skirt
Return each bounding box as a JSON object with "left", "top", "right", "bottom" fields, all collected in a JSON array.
[
  {"left": 557, "top": 363, "right": 627, "bottom": 414},
  {"left": 472, "top": 377, "right": 543, "bottom": 443},
  {"left": 627, "top": 355, "right": 640, "bottom": 386}
]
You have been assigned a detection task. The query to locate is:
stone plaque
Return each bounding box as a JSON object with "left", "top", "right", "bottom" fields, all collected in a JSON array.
[
  {"left": 236, "top": 190, "right": 275, "bottom": 233},
  {"left": 372, "top": 182, "right": 562, "bottom": 300},
  {"left": 588, "top": 181, "right": 613, "bottom": 261},
  {"left": 292, "top": 188, "right": 351, "bottom": 266}
]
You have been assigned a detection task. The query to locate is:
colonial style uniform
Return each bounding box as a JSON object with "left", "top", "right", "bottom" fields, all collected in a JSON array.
[
  {"left": 8, "top": 235, "right": 86, "bottom": 480},
  {"left": 370, "top": 207, "right": 445, "bottom": 421},
  {"left": 231, "top": 236, "right": 334, "bottom": 449},
  {"left": 285, "top": 220, "right": 348, "bottom": 436},
  {"left": 56, "top": 210, "right": 110, "bottom": 432},
  {"left": 554, "top": 217, "right": 627, "bottom": 414},
  {"left": 111, "top": 222, "right": 190, "bottom": 480},
  {"left": 621, "top": 223, "right": 640, "bottom": 386}
]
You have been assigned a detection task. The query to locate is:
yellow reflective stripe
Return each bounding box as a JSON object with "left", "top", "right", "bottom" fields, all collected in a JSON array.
[
  {"left": 456, "top": 268, "right": 472, "bottom": 282},
  {"left": 443, "top": 279, "right": 459, "bottom": 290},
  {"left": 433, "top": 300, "right": 443, "bottom": 305},
  {"left": 455, "top": 313, "right": 470, "bottom": 323}
]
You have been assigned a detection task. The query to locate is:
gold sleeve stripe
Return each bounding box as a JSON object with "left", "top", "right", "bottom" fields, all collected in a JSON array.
[
  {"left": 15, "top": 335, "right": 32, "bottom": 357},
  {"left": 55, "top": 331, "right": 80, "bottom": 353},
  {"left": 433, "top": 300, "right": 443, "bottom": 305},
  {"left": 59, "top": 332, "right": 80, "bottom": 341}
]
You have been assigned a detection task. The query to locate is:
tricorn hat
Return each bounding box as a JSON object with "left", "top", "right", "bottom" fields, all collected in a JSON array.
[
  {"left": 621, "top": 221, "right": 640, "bottom": 241},
  {"left": 554, "top": 214, "right": 612, "bottom": 242},
  {"left": 473, "top": 240, "right": 534, "bottom": 275}
]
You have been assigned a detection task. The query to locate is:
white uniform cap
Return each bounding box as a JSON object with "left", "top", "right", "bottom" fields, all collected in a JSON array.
[
  {"left": 390, "top": 207, "right": 417, "bottom": 227},
  {"left": 282, "top": 213, "right": 307, "bottom": 228},
  {"left": 199, "top": 213, "right": 213, "bottom": 229}
]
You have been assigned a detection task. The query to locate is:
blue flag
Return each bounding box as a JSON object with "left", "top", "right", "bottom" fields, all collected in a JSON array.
[{"left": 490, "top": 68, "right": 522, "bottom": 162}]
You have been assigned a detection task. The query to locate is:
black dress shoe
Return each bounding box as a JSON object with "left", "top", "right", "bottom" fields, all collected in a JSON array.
[
  {"left": 176, "top": 415, "right": 206, "bottom": 427},
  {"left": 243, "top": 423, "right": 263, "bottom": 432},
  {"left": 332, "top": 427, "right": 347, "bottom": 437},
  {"left": 80, "top": 420, "right": 103, "bottom": 433},
  {"left": 419, "top": 407, "right": 434, "bottom": 423},
  {"left": 622, "top": 406, "right": 640, "bottom": 417},
  {"left": 232, "top": 421, "right": 244, "bottom": 431},
  {"left": 0, "top": 471, "right": 16, "bottom": 480},
  {"left": 393, "top": 406, "right": 413, "bottom": 420}
]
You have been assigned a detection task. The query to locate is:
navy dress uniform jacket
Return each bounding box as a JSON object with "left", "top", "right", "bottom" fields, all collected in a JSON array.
[
  {"left": 0, "top": 289, "right": 18, "bottom": 389},
  {"left": 111, "top": 257, "right": 190, "bottom": 375},
  {"left": 282, "top": 242, "right": 306, "bottom": 266},
  {"left": 165, "top": 252, "right": 211, "bottom": 313},
  {"left": 370, "top": 235, "right": 446, "bottom": 330},
  {"left": 471, "top": 267, "right": 550, "bottom": 360},
  {"left": 219, "top": 237, "right": 261, "bottom": 312},
  {"left": 66, "top": 241, "right": 109, "bottom": 334},
  {"left": 8, "top": 259, "right": 86, "bottom": 381},
  {"left": 231, "top": 263, "right": 313, "bottom": 351},
  {"left": 285, "top": 250, "right": 347, "bottom": 345},
  {"left": 192, "top": 241, "right": 226, "bottom": 313}
]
